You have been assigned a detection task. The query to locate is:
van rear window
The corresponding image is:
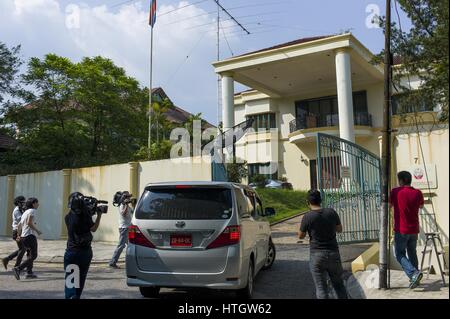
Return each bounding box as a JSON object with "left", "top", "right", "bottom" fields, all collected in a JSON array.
[{"left": 135, "top": 187, "right": 233, "bottom": 220}]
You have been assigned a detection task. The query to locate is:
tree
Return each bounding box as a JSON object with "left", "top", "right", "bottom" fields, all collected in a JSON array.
[
  {"left": 151, "top": 97, "right": 173, "bottom": 144},
  {"left": 379, "top": 0, "right": 449, "bottom": 120},
  {"left": 74, "top": 56, "right": 148, "bottom": 162},
  {"left": 1, "top": 54, "right": 87, "bottom": 171},
  {"left": 0, "top": 42, "right": 22, "bottom": 104},
  {"left": 1, "top": 54, "right": 149, "bottom": 174}
]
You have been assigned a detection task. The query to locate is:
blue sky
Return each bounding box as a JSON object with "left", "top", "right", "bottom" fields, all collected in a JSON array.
[{"left": 0, "top": 0, "right": 411, "bottom": 124}]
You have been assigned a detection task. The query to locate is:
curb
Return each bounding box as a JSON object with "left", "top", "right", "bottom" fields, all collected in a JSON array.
[{"left": 270, "top": 211, "right": 307, "bottom": 226}]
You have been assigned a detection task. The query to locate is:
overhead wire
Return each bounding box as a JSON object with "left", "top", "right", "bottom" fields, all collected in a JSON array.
[
  {"left": 184, "top": 11, "right": 286, "bottom": 31},
  {"left": 220, "top": 20, "right": 234, "bottom": 56},
  {"left": 163, "top": 31, "right": 209, "bottom": 87}
]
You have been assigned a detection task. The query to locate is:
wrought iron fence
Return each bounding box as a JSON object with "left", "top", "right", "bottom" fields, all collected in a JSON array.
[{"left": 317, "top": 133, "right": 381, "bottom": 243}]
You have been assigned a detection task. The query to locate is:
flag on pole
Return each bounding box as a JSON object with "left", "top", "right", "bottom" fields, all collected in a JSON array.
[{"left": 149, "top": 0, "right": 157, "bottom": 27}]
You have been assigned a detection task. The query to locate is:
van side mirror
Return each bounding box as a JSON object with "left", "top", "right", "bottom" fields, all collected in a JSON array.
[{"left": 264, "top": 207, "right": 276, "bottom": 216}]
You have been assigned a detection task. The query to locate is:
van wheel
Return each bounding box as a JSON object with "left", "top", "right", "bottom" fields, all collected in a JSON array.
[
  {"left": 262, "top": 239, "right": 276, "bottom": 270},
  {"left": 236, "top": 260, "right": 254, "bottom": 299},
  {"left": 139, "top": 286, "right": 160, "bottom": 298}
]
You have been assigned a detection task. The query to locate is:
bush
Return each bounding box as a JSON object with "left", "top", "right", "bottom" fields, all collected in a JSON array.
[
  {"left": 226, "top": 160, "right": 248, "bottom": 183},
  {"left": 249, "top": 174, "right": 267, "bottom": 187}
]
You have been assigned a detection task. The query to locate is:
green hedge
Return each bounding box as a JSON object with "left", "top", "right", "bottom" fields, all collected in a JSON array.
[{"left": 256, "top": 188, "right": 308, "bottom": 224}]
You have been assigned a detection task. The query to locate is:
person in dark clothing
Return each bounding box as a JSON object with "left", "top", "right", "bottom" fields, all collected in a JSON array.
[
  {"left": 2, "top": 196, "right": 31, "bottom": 274},
  {"left": 64, "top": 192, "right": 103, "bottom": 299},
  {"left": 299, "top": 190, "right": 348, "bottom": 299}
]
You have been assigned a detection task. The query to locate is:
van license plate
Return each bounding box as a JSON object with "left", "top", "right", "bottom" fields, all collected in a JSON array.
[{"left": 170, "top": 234, "right": 192, "bottom": 247}]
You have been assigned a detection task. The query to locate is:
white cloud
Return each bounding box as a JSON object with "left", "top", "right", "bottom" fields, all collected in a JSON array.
[
  {"left": 0, "top": 0, "right": 239, "bottom": 124},
  {"left": 13, "top": 0, "right": 60, "bottom": 16}
]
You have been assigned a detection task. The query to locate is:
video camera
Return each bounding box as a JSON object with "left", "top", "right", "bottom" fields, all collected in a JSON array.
[
  {"left": 68, "top": 192, "right": 108, "bottom": 216},
  {"left": 113, "top": 191, "right": 135, "bottom": 207}
]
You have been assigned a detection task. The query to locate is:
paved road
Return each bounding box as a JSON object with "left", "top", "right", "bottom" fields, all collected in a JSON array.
[
  {"left": 0, "top": 243, "right": 316, "bottom": 299},
  {"left": 0, "top": 215, "right": 369, "bottom": 299}
]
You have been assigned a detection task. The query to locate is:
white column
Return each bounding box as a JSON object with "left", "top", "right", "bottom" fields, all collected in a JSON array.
[
  {"left": 335, "top": 48, "right": 355, "bottom": 143},
  {"left": 221, "top": 73, "right": 235, "bottom": 131}
]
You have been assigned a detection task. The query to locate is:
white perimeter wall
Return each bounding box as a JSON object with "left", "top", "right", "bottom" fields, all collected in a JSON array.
[
  {"left": 1, "top": 157, "right": 212, "bottom": 242},
  {"left": 14, "top": 170, "right": 63, "bottom": 240}
]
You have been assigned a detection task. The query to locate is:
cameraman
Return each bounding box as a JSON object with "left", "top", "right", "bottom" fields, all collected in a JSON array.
[
  {"left": 2, "top": 196, "right": 31, "bottom": 274},
  {"left": 64, "top": 192, "right": 102, "bottom": 299},
  {"left": 109, "top": 191, "right": 133, "bottom": 268}
]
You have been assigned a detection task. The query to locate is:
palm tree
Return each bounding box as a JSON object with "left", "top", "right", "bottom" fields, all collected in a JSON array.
[{"left": 151, "top": 98, "right": 173, "bottom": 144}]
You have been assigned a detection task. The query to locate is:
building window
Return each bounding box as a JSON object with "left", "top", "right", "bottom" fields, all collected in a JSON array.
[
  {"left": 392, "top": 93, "right": 435, "bottom": 115},
  {"left": 291, "top": 91, "right": 371, "bottom": 132},
  {"left": 248, "top": 162, "right": 278, "bottom": 181},
  {"left": 246, "top": 113, "right": 276, "bottom": 131}
]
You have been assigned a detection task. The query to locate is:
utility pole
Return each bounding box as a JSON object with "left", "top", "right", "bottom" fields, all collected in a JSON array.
[
  {"left": 379, "top": 0, "right": 391, "bottom": 290},
  {"left": 148, "top": 0, "right": 157, "bottom": 160},
  {"left": 217, "top": 0, "right": 221, "bottom": 129}
]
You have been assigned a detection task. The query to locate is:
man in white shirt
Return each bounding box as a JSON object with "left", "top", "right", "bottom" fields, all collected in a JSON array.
[{"left": 109, "top": 192, "right": 133, "bottom": 268}]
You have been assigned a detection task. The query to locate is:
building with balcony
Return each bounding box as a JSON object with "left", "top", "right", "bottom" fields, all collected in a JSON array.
[{"left": 213, "top": 33, "right": 449, "bottom": 247}]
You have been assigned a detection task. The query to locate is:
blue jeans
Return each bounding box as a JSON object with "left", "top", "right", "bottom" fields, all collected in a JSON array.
[
  {"left": 64, "top": 248, "right": 93, "bottom": 299},
  {"left": 110, "top": 228, "right": 129, "bottom": 265},
  {"left": 394, "top": 232, "right": 419, "bottom": 279},
  {"left": 309, "top": 250, "right": 348, "bottom": 299}
]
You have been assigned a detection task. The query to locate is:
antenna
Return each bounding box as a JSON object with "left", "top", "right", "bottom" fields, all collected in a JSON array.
[
  {"left": 211, "top": 0, "right": 251, "bottom": 128},
  {"left": 213, "top": 0, "right": 251, "bottom": 35}
]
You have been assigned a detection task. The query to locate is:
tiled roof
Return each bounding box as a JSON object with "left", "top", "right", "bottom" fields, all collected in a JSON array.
[
  {"left": 0, "top": 133, "right": 16, "bottom": 150},
  {"left": 393, "top": 56, "right": 402, "bottom": 65},
  {"left": 22, "top": 87, "right": 214, "bottom": 128}
]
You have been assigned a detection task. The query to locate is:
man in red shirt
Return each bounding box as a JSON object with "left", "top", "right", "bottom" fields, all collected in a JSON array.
[{"left": 390, "top": 171, "right": 424, "bottom": 289}]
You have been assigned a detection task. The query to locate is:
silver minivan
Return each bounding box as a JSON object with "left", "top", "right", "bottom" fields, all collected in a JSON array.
[{"left": 126, "top": 181, "right": 276, "bottom": 298}]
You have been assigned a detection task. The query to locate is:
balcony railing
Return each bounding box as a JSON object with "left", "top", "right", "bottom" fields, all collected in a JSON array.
[{"left": 289, "top": 112, "right": 372, "bottom": 133}]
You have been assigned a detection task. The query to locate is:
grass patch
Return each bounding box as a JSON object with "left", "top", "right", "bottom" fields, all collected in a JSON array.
[{"left": 256, "top": 188, "right": 308, "bottom": 224}]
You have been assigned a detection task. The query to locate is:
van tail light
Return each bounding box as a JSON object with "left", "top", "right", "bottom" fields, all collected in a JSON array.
[
  {"left": 128, "top": 225, "right": 155, "bottom": 248},
  {"left": 206, "top": 225, "right": 241, "bottom": 249}
]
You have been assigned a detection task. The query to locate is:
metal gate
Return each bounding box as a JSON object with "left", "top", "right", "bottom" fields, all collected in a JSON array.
[{"left": 317, "top": 133, "right": 381, "bottom": 243}]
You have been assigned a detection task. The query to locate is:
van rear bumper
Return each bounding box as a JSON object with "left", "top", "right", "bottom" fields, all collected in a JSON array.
[{"left": 126, "top": 244, "right": 248, "bottom": 290}]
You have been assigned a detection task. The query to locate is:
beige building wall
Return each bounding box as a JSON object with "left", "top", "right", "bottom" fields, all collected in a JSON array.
[
  {"left": 138, "top": 157, "right": 212, "bottom": 194},
  {"left": 0, "top": 176, "right": 8, "bottom": 236},
  {"left": 393, "top": 127, "right": 449, "bottom": 244},
  {"left": 233, "top": 83, "right": 385, "bottom": 189},
  {"left": 70, "top": 163, "right": 130, "bottom": 242}
]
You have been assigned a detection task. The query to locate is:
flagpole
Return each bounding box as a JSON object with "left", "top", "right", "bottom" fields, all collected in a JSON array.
[{"left": 148, "top": 13, "right": 154, "bottom": 159}]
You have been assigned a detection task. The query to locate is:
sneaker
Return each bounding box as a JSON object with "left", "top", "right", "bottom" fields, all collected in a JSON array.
[
  {"left": 13, "top": 267, "right": 20, "bottom": 280},
  {"left": 109, "top": 263, "right": 120, "bottom": 269},
  {"left": 25, "top": 273, "right": 38, "bottom": 279},
  {"left": 409, "top": 272, "right": 423, "bottom": 289},
  {"left": 2, "top": 258, "right": 8, "bottom": 270}
]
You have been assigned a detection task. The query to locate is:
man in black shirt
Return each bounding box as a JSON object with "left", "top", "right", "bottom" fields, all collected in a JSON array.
[
  {"left": 299, "top": 190, "right": 348, "bottom": 299},
  {"left": 64, "top": 192, "right": 103, "bottom": 299}
]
